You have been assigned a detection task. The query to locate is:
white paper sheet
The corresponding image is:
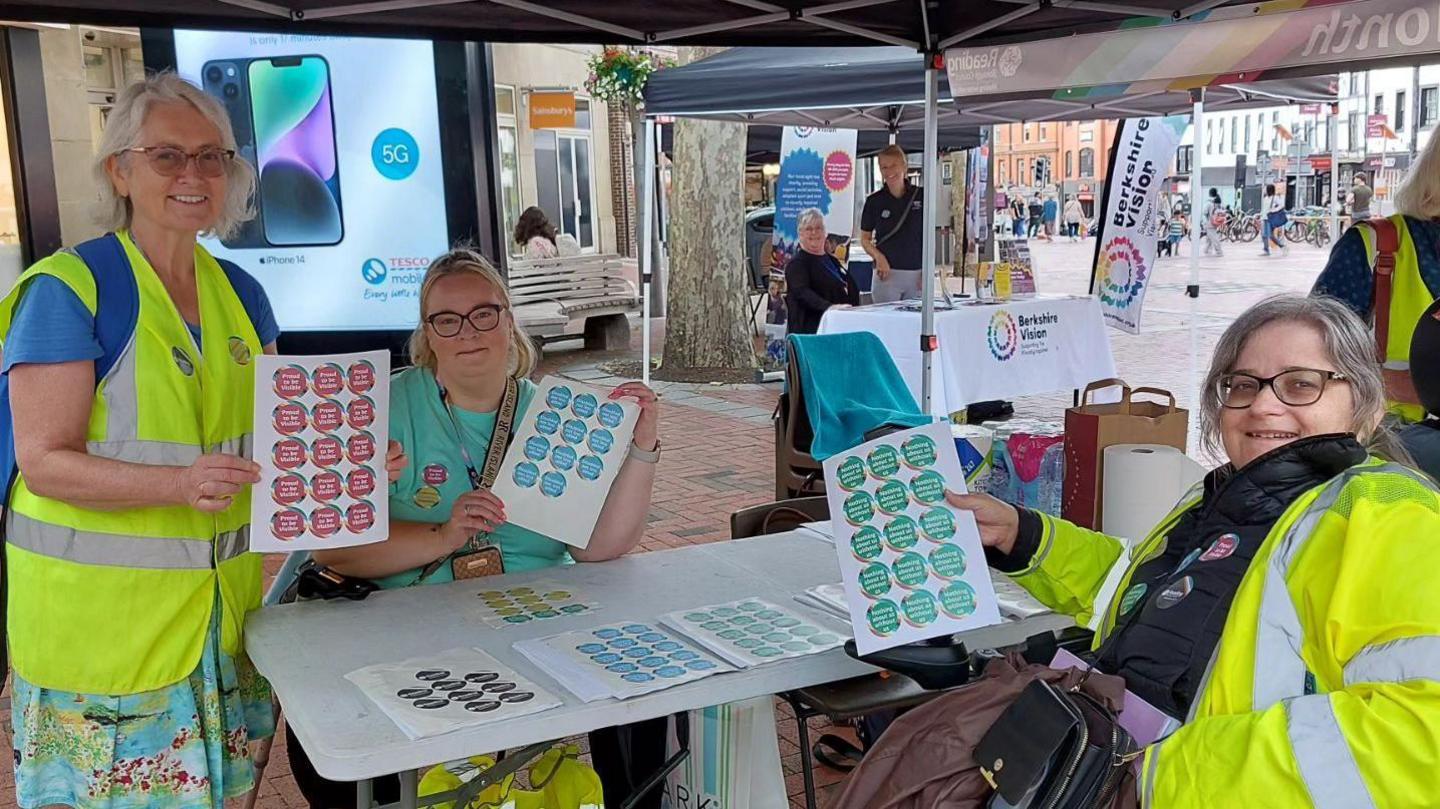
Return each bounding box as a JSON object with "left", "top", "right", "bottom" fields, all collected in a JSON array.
[
  {"left": 345, "top": 647, "right": 560, "bottom": 740},
  {"left": 660, "top": 598, "right": 849, "bottom": 669},
  {"left": 514, "top": 621, "right": 733, "bottom": 702},
  {"left": 473, "top": 580, "right": 601, "bottom": 628},
  {"left": 821, "top": 422, "right": 1003, "bottom": 655},
  {"left": 489, "top": 376, "right": 640, "bottom": 549},
  {"left": 250, "top": 351, "right": 390, "bottom": 553}
]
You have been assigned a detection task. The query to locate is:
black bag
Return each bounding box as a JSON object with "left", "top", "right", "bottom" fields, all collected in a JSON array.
[{"left": 975, "top": 678, "right": 1139, "bottom": 809}]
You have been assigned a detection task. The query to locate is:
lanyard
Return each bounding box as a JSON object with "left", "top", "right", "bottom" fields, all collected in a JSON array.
[{"left": 437, "top": 383, "right": 485, "bottom": 491}]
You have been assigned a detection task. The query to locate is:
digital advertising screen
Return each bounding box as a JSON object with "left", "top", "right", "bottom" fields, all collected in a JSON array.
[{"left": 169, "top": 30, "right": 451, "bottom": 332}]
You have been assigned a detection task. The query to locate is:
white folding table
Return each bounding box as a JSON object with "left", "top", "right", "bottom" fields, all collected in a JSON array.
[{"left": 246, "top": 531, "right": 1072, "bottom": 808}]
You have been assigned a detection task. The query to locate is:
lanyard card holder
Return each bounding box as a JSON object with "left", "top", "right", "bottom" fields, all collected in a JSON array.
[{"left": 448, "top": 377, "right": 519, "bottom": 581}]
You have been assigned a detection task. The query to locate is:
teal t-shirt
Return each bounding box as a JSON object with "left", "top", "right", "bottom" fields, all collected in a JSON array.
[{"left": 377, "top": 366, "right": 571, "bottom": 589}]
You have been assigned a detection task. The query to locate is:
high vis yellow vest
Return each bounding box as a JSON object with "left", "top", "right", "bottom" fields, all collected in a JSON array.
[
  {"left": 0, "top": 230, "right": 262, "bottom": 695},
  {"left": 1013, "top": 459, "right": 1440, "bottom": 807},
  {"left": 1357, "top": 215, "right": 1432, "bottom": 423}
]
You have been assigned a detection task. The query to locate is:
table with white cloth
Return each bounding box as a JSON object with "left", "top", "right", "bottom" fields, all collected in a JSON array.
[
  {"left": 247, "top": 532, "right": 1072, "bottom": 808},
  {"left": 817, "top": 294, "right": 1118, "bottom": 419}
]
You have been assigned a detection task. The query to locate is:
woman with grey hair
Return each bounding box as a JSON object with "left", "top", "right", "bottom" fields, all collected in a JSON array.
[
  {"left": 0, "top": 72, "right": 402, "bottom": 808},
  {"left": 784, "top": 206, "right": 858, "bottom": 334},
  {"left": 943, "top": 295, "right": 1440, "bottom": 805}
]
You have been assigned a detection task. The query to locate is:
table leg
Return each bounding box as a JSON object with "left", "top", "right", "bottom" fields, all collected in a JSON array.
[
  {"left": 356, "top": 778, "right": 373, "bottom": 809},
  {"left": 788, "top": 696, "right": 818, "bottom": 809},
  {"left": 399, "top": 769, "right": 419, "bottom": 809}
]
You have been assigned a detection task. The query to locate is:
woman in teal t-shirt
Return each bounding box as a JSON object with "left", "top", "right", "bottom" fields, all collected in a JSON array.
[{"left": 297, "top": 247, "right": 666, "bottom": 809}]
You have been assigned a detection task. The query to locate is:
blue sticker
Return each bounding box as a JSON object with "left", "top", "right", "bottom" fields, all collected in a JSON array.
[
  {"left": 551, "top": 445, "right": 578, "bottom": 471},
  {"left": 546, "top": 386, "right": 573, "bottom": 409},
  {"left": 588, "top": 429, "right": 615, "bottom": 455},
  {"left": 577, "top": 643, "right": 606, "bottom": 654},
  {"left": 701, "top": 620, "right": 728, "bottom": 631},
  {"left": 606, "top": 662, "right": 638, "bottom": 674},
  {"left": 540, "top": 472, "right": 567, "bottom": 498},
  {"left": 669, "top": 650, "right": 700, "bottom": 662},
  {"left": 686, "top": 660, "right": 717, "bottom": 671},
  {"left": 536, "top": 410, "right": 562, "bottom": 435},
  {"left": 623, "top": 647, "right": 653, "bottom": 658},
  {"left": 639, "top": 656, "right": 667, "bottom": 668},
  {"left": 654, "top": 641, "right": 682, "bottom": 652},
  {"left": 594, "top": 628, "right": 621, "bottom": 640},
  {"left": 712, "top": 607, "right": 740, "bottom": 617},
  {"left": 578, "top": 455, "right": 604, "bottom": 481},
  {"left": 592, "top": 653, "right": 622, "bottom": 665},
  {"left": 598, "top": 402, "right": 625, "bottom": 428},
  {"left": 513, "top": 462, "right": 539, "bottom": 488},
  {"left": 623, "top": 624, "right": 651, "bottom": 633},
  {"left": 609, "top": 637, "right": 637, "bottom": 649},
  {"left": 572, "top": 393, "right": 598, "bottom": 418},
  {"left": 756, "top": 610, "right": 783, "bottom": 620},
  {"left": 655, "top": 666, "right": 686, "bottom": 678},
  {"left": 638, "top": 632, "right": 666, "bottom": 643},
  {"left": 563, "top": 419, "right": 588, "bottom": 445},
  {"left": 622, "top": 672, "right": 655, "bottom": 683},
  {"left": 524, "top": 436, "right": 549, "bottom": 461}
]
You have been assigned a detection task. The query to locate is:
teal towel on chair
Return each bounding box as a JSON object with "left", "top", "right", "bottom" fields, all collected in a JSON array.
[{"left": 789, "top": 332, "right": 931, "bottom": 461}]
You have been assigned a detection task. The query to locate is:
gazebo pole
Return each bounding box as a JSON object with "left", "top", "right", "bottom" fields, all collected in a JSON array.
[
  {"left": 640, "top": 117, "right": 657, "bottom": 385},
  {"left": 920, "top": 56, "right": 940, "bottom": 416}
]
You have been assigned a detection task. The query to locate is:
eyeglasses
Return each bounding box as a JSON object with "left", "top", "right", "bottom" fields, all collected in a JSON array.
[
  {"left": 426, "top": 304, "right": 506, "bottom": 337},
  {"left": 126, "top": 146, "right": 235, "bottom": 178},
  {"left": 1216, "top": 369, "right": 1349, "bottom": 409}
]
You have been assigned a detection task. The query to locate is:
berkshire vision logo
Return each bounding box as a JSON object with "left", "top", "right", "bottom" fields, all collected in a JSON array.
[{"left": 988, "top": 310, "right": 1019, "bottom": 361}]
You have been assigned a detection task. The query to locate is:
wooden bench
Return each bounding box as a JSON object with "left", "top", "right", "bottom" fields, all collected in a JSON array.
[{"left": 508, "top": 254, "right": 640, "bottom": 349}]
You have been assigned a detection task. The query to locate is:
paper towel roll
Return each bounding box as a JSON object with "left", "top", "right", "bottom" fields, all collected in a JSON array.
[{"left": 1102, "top": 444, "right": 1206, "bottom": 543}]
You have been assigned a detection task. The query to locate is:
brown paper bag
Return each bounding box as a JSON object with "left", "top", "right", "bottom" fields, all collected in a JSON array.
[{"left": 1063, "top": 379, "right": 1189, "bottom": 530}]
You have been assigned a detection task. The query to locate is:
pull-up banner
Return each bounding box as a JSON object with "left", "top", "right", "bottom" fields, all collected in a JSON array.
[{"left": 945, "top": 0, "right": 1440, "bottom": 98}]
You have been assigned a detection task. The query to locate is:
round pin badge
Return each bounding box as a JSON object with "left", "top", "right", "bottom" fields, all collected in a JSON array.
[
  {"left": 348, "top": 396, "right": 376, "bottom": 429},
  {"left": 843, "top": 491, "right": 875, "bottom": 526},
  {"left": 883, "top": 515, "right": 919, "bottom": 552},
  {"left": 347, "top": 360, "right": 376, "bottom": 394},
  {"left": 347, "top": 431, "right": 377, "bottom": 464},
  {"left": 536, "top": 410, "right": 562, "bottom": 435},
  {"left": 271, "top": 474, "right": 306, "bottom": 506},
  {"left": 572, "top": 393, "right": 598, "bottom": 418},
  {"left": 892, "top": 551, "right": 930, "bottom": 588},
  {"left": 1156, "top": 576, "right": 1194, "bottom": 609},
  {"left": 859, "top": 562, "right": 892, "bottom": 598},
  {"left": 938, "top": 581, "right": 978, "bottom": 618},
  {"left": 228, "top": 336, "right": 252, "bottom": 366},
  {"left": 867, "top": 599, "right": 901, "bottom": 636},
  {"left": 273, "top": 402, "right": 308, "bottom": 435},
  {"left": 867, "top": 445, "right": 901, "bottom": 479},
  {"left": 836, "top": 456, "right": 867, "bottom": 491},
  {"left": 270, "top": 507, "right": 306, "bottom": 541},
  {"left": 311, "top": 436, "right": 344, "bottom": 468},
  {"left": 901, "top": 434, "right": 938, "bottom": 469},
  {"left": 546, "top": 386, "right": 573, "bottom": 409},
  {"left": 540, "top": 471, "right": 567, "bottom": 497},
  {"left": 171, "top": 346, "right": 195, "bottom": 376},
  {"left": 929, "top": 544, "right": 968, "bottom": 579},
  {"left": 347, "top": 468, "right": 377, "bottom": 499},
  {"left": 910, "top": 471, "right": 946, "bottom": 505},
  {"left": 273, "top": 365, "right": 308, "bottom": 399},
  {"left": 851, "top": 526, "right": 884, "bottom": 561},
  {"left": 311, "top": 400, "right": 345, "bottom": 433},
  {"left": 346, "top": 500, "right": 376, "bottom": 533},
  {"left": 272, "top": 438, "right": 308, "bottom": 471},
  {"left": 513, "top": 461, "right": 540, "bottom": 488},
  {"left": 310, "top": 470, "right": 343, "bottom": 502},
  {"left": 598, "top": 402, "right": 625, "bottom": 428},
  {"left": 413, "top": 485, "right": 442, "bottom": 509},
  {"left": 310, "top": 505, "right": 343, "bottom": 538},
  {"left": 312, "top": 363, "right": 345, "bottom": 397},
  {"left": 562, "top": 419, "right": 587, "bottom": 445},
  {"left": 578, "top": 455, "right": 604, "bottom": 481},
  {"left": 423, "top": 463, "right": 449, "bottom": 486},
  {"left": 524, "top": 436, "right": 550, "bottom": 462},
  {"left": 588, "top": 428, "right": 614, "bottom": 455},
  {"left": 875, "top": 479, "right": 910, "bottom": 515},
  {"left": 551, "top": 444, "right": 578, "bottom": 472},
  {"left": 1200, "top": 533, "right": 1240, "bottom": 562},
  {"left": 919, "top": 507, "right": 957, "bottom": 541},
  {"left": 1118, "top": 583, "right": 1148, "bottom": 615},
  {"left": 902, "top": 590, "right": 939, "bottom": 627}
]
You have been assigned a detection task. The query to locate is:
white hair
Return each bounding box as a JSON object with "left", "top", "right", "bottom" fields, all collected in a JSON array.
[
  {"left": 797, "top": 208, "right": 826, "bottom": 231},
  {"left": 92, "top": 72, "right": 256, "bottom": 239},
  {"left": 1393, "top": 132, "right": 1440, "bottom": 220}
]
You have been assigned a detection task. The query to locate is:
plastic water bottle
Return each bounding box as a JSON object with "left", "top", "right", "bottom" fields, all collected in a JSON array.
[{"left": 1034, "top": 440, "right": 1066, "bottom": 517}]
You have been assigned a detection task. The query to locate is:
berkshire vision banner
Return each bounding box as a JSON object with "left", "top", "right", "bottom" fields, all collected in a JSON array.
[{"left": 772, "top": 126, "right": 859, "bottom": 273}]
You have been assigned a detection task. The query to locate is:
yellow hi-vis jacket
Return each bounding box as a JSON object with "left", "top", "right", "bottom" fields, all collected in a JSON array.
[
  {"left": 1357, "top": 214, "right": 1433, "bottom": 423},
  {"left": 0, "top": 231, "right": 262, "bottom": 695},
  {"left": 1009, "top": 458, "right": 1440, "bottom": 807}
]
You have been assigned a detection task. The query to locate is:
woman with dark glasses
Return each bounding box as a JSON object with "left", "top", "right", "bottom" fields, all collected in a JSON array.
[{"left": 942, "top": 295, "right": 1440, "bottom": 807}]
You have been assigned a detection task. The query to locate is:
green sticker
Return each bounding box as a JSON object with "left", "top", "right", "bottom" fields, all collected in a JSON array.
[
  {"left": 867, "top": 445, "right": 901, "bottom": 479},
  {"left": 728, "top": 615, "right": 756, "bottom": 625},
  {"left": 773, "top": 616, "right": 801, "bottom": 628},
  {"left": 533, "top": 610, "right": 558, "bottom": 619},
  {"left": 739, "top": 602, "right": 764, "bottom": 612},
  {"left": 867, "top": 599, "right": 901, "bottom": 635},
  {"left": 836, "top": 456, "right": 867, "bottom": 490},
  {"left": 701, "top": 620, "right": 728, "bottom": 631},
  {"left": 929, "top": 544, "right": 968, "bottom": 579},
  {"left": 781, "top": 641, "right": 811, "bottom": 652},
  {"left": 745, "top": 623, "right": 769, "bottom": 635},
  {"left": 684, "top": 612, "right": 712, "bottom": 623},
  {"left": 713, "top": 607, "right": 740, "bottom": 617},
  {"left": 763, "top": 632, "right": 790, "bottom": 643},
  {"left": 939, "top": 582, "right": 978, "bottom": 618},
  {"left": 875, "top": 479, "right": 910, "bottom": 514},
  {"left": 503, "top": 614, "right": 532, "bottom": 624},
  {"left": 902, "top": 590, "right": 939, "bottom": 626},
  {"left": 843, "top": 491, "right": 876, "bottom": 525},
  {"left": 920, "top": 508, "right": 957, "bottom": 541},
  {"left": 1119, "top": 583, "right": 1149, "bottom": 616},
  {"left": 717, "top": 629, "right": 745, "bottom": 640},
  {"left": 756, "top": 610, "right": 783, "bottom": 620},
  {"left": 884, "top": 516, "right": 919, "bottom": 552},
  {"left": 859, "top": 562, "right": 892, "bottom": 598},
  {"left": 754, "top": 647, "right": 782, "bottom": 658},
  {"left": 561, "top": 604, "right": 588, "bottom": 614},
  {"left": 736, "top": 637, "right": 762, "bottom": 649},
  {"left": 901, "top": 434, "right": 938, "bottom": 468},
  {"left": 810, "top": 633, "right": 841, "bottom": 645},
  {"left": 892, "top": 552, "right": 930, "bottom": 588},
  {"left": 911, "top": 471, "right": 947, "bottom": 504},
  {"left": 851, "top": 526, "right": 884, "bottom": 561},
  {"left": 789, "top": 625, "right": 818, "bottom": 637}
]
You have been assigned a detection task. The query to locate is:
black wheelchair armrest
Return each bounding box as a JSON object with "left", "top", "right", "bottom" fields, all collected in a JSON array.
[{"left": 844, "top": 638, "right": 975, "bottom": 691}]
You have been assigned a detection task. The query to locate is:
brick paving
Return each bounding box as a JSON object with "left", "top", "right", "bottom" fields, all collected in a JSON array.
[{"left": 0, "top": 234, "right": 1329, "bottom": 809}]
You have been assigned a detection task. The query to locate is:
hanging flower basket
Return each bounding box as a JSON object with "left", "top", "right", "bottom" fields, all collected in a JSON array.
[{"left": 584, "top": 47, "right": 671, "bottom": 108}]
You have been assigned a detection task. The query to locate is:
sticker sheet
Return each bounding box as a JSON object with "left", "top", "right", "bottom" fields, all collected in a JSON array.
[
  {"left": 489, "top": 376, "right": 641, "bottom": 549},
  {"left": 821, "top": 422, "right": 1002, "bottom": 655},
  {"left": 345, "top": 647, "right": 561, "bottom": 740},
  {"left": 474, "top": 581, "right": 600, "bottom": 628},
  {"left": 660, "top": 598, "right": 848, "bottom": 669},
  {"left": 514, "top": 621, "right": 733, "bottom": 702},
  {"left": 250, "top": 351, "right": 390, "bottom": 552}
]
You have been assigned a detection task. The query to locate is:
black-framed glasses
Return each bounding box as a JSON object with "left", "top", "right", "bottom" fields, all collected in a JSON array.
[
  {"left": 126, "top": 146, "right": 235, "bottom": 178},
  {"left": 1216, "top": 369, "right": 1349, "bottom": 409},
  {"left": 426, "top": 304, "right": 506, "bottom": 337}
]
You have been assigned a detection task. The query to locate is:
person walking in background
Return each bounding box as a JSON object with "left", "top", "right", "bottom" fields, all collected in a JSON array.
[
  {"left": 860, "top": 145, "right": 925, "bottom": 303},
  {"left": 1010, "top": 192, "right": 1028, "bottom": 238},
  {"left": 1168, "top": 210, "right": 1186, "bottom": 257},
  {"left": 1348, "top": 172, "right": 1373, "bottom": 223},
  {"left": 1062, "top": 195, "right": 1085, "bottom": 242},
  {"left": 1204, "top": 187, "right": 1225, "bottom": 257},
  {"left": 1027, "top": 194, "right": 1044, "bottom": 239},
  {"left": 1041, "top": 193, "right": 1058, "bottom": 242},
  {"left": 1261, "top": 184, "right": 1288, "bottom": 257}
]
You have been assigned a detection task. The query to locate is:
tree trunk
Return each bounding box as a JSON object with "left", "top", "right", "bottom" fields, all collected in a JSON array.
[{"left": 660, "top": 46, "right": 754, "bottom": 373}]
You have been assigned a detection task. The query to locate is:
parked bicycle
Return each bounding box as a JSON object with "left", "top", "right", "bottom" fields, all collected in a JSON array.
[{"left": 1219, "top": 208, "right": 1260, "bottom": 243}]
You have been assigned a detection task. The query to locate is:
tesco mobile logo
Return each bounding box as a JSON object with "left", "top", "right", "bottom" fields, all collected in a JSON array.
[
  {"left": 988, "top": 310, "right": 1019, "bottom": 361},
  {"left": 998, "top": 46, "right": 1023, "bottom": 77},
  {"left": 362, "top": 258, "right": 387, "bottom": 285}
]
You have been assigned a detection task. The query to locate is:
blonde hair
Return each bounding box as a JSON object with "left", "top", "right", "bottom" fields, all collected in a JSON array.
[
  {"left": 1393, "top": 133, "right": 1440, "bottom": 220},
  {"left": 877, "top": 145, "right": 907, "bottom": 164},
  {"left": 92, "top": 72, "right": 256, "bottom": 240},
  {"left": 407, "top": 247, "right": 536, "bottom": 380}
]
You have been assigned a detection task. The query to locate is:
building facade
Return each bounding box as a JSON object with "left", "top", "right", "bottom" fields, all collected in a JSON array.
[{"left": 991, "top": 119, "right": 1119, "bottom": 216}]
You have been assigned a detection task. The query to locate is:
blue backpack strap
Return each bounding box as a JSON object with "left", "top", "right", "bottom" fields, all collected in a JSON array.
[{"left": 72, "top": 233, "right": 140, "bottom": 383}]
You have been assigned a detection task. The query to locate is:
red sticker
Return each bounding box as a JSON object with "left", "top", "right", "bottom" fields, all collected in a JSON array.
[
  {"left": 423, "top": 464, "right": 449, "bottom": 485},
  {"left": 346, "top": 501, "right": 376, "bottom": 533},
  {"left": 1200, "top": 533, "right": 1239, "bottom": 562},
  {"left": 273, "top": 439, "right": 308, "bottom": 471},
  {"left": 312, "top": 436, "right": 344, "bottom": 468},
  {"left": 311, "top": 470, "right": 344, "bottom": 502},
  {"left": 271, "top": 508, "right": 306, "bottom": 540},
  {"left": 347, "top": 467, "right": 377, "bottom": 498},
  {"left": 347, "top": 432, "right": 377, "bottom": 464},
  {"left": 273, "top": 403, "right": 308, "bottom": 435},
  {"left": 348, "top": 396, "right": 376, "bottom": 429},
  {"left": 273, "top": 366, "right": 308, "bottom": 399},
  {"left": 348, "top": 361, "right": 376, "bottom": 394},
  {"left": 312, "top": 400, "right": 345, "bottom": 433},
  {"left": 312, "top": 364, "right": 345, "bottom": 397},
  {"left": 310, "top": 506, "right": 343, "bottom": 538},
  {"left": 271, "top": 474, "right": 307, "bottom": 506}
]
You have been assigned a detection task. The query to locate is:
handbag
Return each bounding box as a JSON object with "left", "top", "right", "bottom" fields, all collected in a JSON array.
[{"left": 876, "top": 185, "right": 923, "bottom": 249}]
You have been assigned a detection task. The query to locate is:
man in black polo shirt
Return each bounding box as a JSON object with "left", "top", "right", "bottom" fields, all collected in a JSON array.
[{"left": 861, "top": 145, "right": 925, "bottom": 303}]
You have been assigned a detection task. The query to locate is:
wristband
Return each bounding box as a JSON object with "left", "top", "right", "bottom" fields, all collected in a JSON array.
[{"left": 628, "top": 440, "right": 661, "bottom": 464}]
